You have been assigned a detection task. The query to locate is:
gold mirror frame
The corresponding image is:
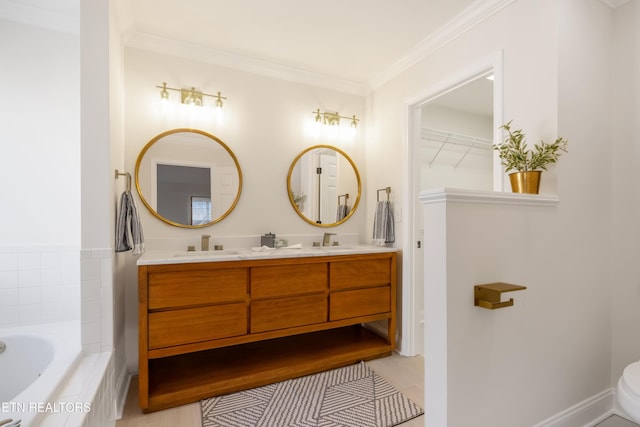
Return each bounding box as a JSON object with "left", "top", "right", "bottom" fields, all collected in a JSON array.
[
  {"left": 287, "top": 144, "right": 361, "bottom": 227},
  {"left": 134, "top": 128, "right": 243, "bottom": 228}
]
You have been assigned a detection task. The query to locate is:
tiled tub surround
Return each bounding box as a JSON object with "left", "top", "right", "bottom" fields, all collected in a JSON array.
[
  {"left": 0, "top": 246, "right": 119, "bottom": 426},
  {"left": 0, "top": 245, "right": 80, "bottom": 328},
  {"left": 0, "top": 322, "right": 81, "bottom": 427}
]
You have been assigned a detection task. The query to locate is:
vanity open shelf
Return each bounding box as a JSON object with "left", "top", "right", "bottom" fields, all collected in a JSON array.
[{"left": 138, "top": 250, "right": 397, "bottom": 413}]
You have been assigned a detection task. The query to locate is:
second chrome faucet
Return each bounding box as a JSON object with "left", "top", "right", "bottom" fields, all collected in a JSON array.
[
  {"left": 322, "top": 233, "right": 336, "bottom": 246},
  {"left": 201, "top": 235, "right": 211, "bottom": 251}
]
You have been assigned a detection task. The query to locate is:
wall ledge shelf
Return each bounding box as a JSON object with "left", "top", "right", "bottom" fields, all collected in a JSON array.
[{"left": 418, "top": 187, "right": 559, "bottom": 207}]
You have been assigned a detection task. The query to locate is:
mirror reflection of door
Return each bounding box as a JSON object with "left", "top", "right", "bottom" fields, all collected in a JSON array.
[
  {"left": 214, "top": 167, "right": 239, "bottom": 219},
  {"left": 299, "top": 149, "right": 338, "bottom": 224},
  {"left": 317, "top": 151, "right": 338, "bottom": 224},
  {"left": 287, "top": 144, "right": 360, "bottom": 227}
]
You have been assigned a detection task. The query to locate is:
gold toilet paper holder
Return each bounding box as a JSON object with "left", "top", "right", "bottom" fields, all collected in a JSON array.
[{"left": 474, "top": 282, "right": 527, "bottom": 310}]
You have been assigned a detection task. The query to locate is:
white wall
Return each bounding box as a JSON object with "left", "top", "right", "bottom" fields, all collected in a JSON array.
[
  {"left": 0, "top": 18, "right": 81, "bottom": 328},
  {"left": 371, "top": 0, "right": 621, "bottom": 425},
  {"left": 122, "top": 47, "right": 367, "bottom": 372},
  {"left": 0, "top": 19, "right": 80, "bottom": 246},
  {"left": 610, "top": 0, "right": 640, "bottom": 382}
]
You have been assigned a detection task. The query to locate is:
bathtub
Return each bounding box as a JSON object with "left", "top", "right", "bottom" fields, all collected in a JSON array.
[{"left": 0, "top": 322, "right": 81, "bottom": 427}]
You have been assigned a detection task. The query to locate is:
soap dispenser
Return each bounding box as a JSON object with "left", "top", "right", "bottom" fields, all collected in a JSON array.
[{"left": 261, "top": 233, "right": 276, "bottom": 248}]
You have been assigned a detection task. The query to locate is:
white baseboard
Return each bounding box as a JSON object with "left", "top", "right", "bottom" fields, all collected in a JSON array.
[
  {"left": 114, "top": 370, "right": 131, "bottom": 420},
  {"left": 532, "top": 388, "right": 615, "bottom": 427}
]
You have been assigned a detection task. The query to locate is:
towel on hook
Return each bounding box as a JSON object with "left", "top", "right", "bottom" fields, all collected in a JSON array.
[
  {"left": 115, "top": 190, "right": 145, "bottom": 255},
  {"left": 372, "top": 200, "right": 395, "bottom": 245},
  {"left": 336, "top": 204, "right": 349, "bottom": 221}
]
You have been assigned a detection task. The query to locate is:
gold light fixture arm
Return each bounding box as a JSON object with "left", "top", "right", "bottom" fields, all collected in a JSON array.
[
  {"left": 313, "top": 109, "right": 359, "bottom": 128},
  {"left": 155, "top": 83, "right": 227, "bottom": 106}
]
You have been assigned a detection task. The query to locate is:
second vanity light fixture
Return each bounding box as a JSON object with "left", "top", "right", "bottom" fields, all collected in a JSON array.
[
  {"left": 157, "top": 82, "right": 227, "bottom": 109},
  {"left": 313, "top": 108, "right": 359, "bottom": 128}
]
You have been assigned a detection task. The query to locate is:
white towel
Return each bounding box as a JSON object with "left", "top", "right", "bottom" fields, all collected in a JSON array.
[
  {"left": 115, "top": 191, "right": 145, "bottom": 255},
  {"left": 372, "top": 200, "right": 395, "bottom": 245},
  {"left": 336, "top": 204, "right": 349, "bottom": 221},
  {"left": 283, "top": 243, "right": 303, "bottom": 249},
  {"left": 251, "top": 245, "right": 276, "bottom": 252}
]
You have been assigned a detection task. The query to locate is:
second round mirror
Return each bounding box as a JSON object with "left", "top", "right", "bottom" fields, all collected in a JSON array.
[{"left": 287, "top": 145, "right": 361, "bottom": 227}]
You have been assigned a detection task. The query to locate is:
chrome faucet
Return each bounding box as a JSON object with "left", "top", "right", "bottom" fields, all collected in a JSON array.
[
  {"left": 322, "top": 233, "right": 336, "bottom": 246},
  {"left": 201, "top": 235, "right": 211, "bottom": 251}
]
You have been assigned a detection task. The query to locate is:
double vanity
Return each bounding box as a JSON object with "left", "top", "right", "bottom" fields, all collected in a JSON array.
[
  {"left": 132, "top": 128, "right": 396, "bottom": 412},
  {"left": 137, "top": 245, "right": 397, "bottom": 413}
]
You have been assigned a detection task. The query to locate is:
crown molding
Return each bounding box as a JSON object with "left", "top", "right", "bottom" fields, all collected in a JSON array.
[
  {"left": 599, "top": 0, "right": 630, "bottom": 8},
  {"left": 125, "top": 31, "right": 367, "bottom": 97},
  {"left": 0, "top": 0, "right": 78, "bottom": 34},
  {"left": 367, "top": 0, "right": 516, "bottom": 91}
]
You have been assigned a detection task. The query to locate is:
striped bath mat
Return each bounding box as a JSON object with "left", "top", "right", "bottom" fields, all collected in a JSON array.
[{"left": 201, "top": 362, "right": 423, "bottom": 427}]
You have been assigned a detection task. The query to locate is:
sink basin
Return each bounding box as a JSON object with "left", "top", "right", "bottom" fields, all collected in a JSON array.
[{"left": 173, "top": 250, "right": 239, "bottom": 257}]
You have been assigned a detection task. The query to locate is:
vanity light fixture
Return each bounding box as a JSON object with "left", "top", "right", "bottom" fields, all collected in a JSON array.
[
  {"left": 313, "top": 108, "right": 359, "bottom": 128},
  {"left": 156, "top": 82, "right": 227, "bottom": 108}
]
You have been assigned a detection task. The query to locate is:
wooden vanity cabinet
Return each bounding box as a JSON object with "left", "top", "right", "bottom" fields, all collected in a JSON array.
[{"left": 138, "top": 251, "right": 396, "bottom": 413}]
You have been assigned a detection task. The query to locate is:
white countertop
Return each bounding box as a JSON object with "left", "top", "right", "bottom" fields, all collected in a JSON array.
[{"left": 137, "top": 244, "right": 397, "bottom": 266}]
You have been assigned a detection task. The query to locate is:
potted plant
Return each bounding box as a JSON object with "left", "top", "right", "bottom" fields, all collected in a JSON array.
[{"left": 494, "top": 120, "right": 568, "bottom": 194}]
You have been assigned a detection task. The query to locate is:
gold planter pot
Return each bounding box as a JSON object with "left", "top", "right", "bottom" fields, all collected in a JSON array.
[{"left": 509, "top": 171, "right": 541, "bottom": 194}]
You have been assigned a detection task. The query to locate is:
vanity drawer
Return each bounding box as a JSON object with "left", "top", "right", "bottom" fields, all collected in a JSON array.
[
  {"left": 148, "top": 303, "right": 247, "bottom": 349},
  {"left": 330, "top": 286, "right": 391, "bottom": 320},
  {"left": 251, "top": 294, "right": 327, "bottom": 333},
  {"left": 329, "top": 258, "right": 391, "bottom": 290},
  {"left": 251, "top": 263, "right": 327, "bottom": 298},
  {"left": 148, "top": 268, "right": 248, "bottom": 310}
]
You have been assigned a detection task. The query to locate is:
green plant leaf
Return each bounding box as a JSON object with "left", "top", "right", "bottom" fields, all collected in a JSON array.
[{"left": 494, "top": 121, "right": 568, "bottom": 173}]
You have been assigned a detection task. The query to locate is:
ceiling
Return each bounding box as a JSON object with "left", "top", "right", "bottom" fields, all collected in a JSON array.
[
  {"left": 116, "top": 0, "right": 480, "bottom": 90},
  {"left": 2, "top": 0, "right": 626, "bottom": 94}
]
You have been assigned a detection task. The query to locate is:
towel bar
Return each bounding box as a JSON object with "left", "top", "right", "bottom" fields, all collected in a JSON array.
[
  {"left": 115, "top": 169, "right": 132, "bottom": 192},
  {"left": 377, "top": 187, "right": 391, "bottom": 202}
]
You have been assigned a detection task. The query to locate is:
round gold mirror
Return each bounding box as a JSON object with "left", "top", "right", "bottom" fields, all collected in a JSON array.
[
  {"left": 287, "top": 145, "right": 361, "bottom": 227},
  {"left": 135, "top": 128, "right": 242, "bottom": 228}
]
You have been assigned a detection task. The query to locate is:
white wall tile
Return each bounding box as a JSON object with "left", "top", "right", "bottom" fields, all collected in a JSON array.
[
  {"left": 0, "top": 288, "right": 18, "bottom": 306},
  {"left": 81, "top": 258, "right": 101, "bottom": 281},
  {"left": 19, "top": 304, "right": 42, "bottom": 324},
  {"left": 0, "top": 305, "right": 19, "bottom": 326},
  {"left": 19, "top": 286, "right": 41, "bottom": 304},
  {"left": 0, "top": 270, "right": 18, "bottom": 288},
  {"left": 41, "top": 267, "right": 64, "bottom": 286},
  {"left": 18, "top": 252, "right": 41, "bottom": 270},
  {"left": 18, "top": 269, "right": 41, "bottom": 287},
  {"left": 0, "top": 253, "right": 18, "bottom": 271}
]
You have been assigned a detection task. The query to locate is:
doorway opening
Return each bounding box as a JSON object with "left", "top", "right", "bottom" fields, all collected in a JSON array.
[{"left": 401, "top": 52, "right": 503, "bottom": 356}]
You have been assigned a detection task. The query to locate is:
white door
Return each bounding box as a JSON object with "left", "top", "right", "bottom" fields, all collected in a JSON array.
[{"left": 212, "top": 166, "right": 238, "bottom": 218}]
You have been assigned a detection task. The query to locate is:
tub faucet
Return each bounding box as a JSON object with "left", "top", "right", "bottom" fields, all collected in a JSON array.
[
  {"left": 201, "top": 235, "right": 211, "bottom": 251},
  {"left": 322, "top": 233, "right": 336, "bottom": 246}
]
